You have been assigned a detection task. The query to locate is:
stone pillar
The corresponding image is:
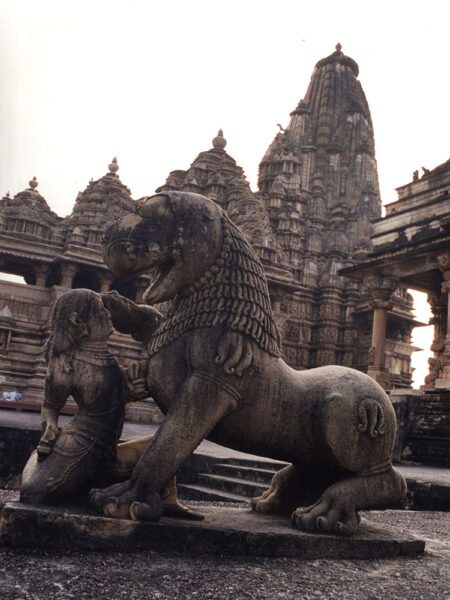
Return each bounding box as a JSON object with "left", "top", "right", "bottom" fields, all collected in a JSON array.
[
  {"left": 422, "top": 292, "right": 447, "bottom": 389},
  {"left": 364, "top": 274, "right": 398, "bottom": 390},
  {"left": 34, "top": 265, "right": 48, "bottom": 287},
  {"left": 99, "top": 273, "right": 114, "bottom": 294},
  {"left": 60, "top": 264, "right": 77, "bottom": 289},
  {"left": 435, "top": 252, "right": 450, "bottom": 388}
]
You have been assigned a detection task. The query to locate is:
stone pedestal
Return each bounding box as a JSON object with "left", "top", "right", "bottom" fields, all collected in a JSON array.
[{"left": 0, "top": 502, "right": 425, "bottom": 558}]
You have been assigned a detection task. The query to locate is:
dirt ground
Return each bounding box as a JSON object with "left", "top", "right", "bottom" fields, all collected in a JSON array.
[{"left": 0, "top": 491, "right": 449, "bottom": 600}]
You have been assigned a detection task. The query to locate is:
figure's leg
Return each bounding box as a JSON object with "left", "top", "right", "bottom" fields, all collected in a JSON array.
[
  {"left": 251, "top": 465, "right": 303, "bottom": 514},
  {"left": 292, "top": 465, "right": 406, "bottom": 535},
  {"left": 90, "top": 371, "right": 239, "bottom": 521},
  {"left": 251, "top": 464, "right": 339, "bottom": 515}
]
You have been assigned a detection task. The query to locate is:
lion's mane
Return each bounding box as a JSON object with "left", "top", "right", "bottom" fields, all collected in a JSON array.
[{"left": 148, "top": 211, "right": 280, "bottom": 358}]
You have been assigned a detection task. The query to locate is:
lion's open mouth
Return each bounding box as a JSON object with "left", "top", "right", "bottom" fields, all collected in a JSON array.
[{"left": 145, "top": 258, "right": 174, "bottom": 295}]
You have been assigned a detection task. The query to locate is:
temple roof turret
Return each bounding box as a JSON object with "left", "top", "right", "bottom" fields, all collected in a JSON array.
[
  {"left": 64, "top": 158, "right": 135, "bottom": 239},
  {"left": 157, "top": 131, "right": 284, "bottom": 262},
  {"left": 61, "top": 158, "right": 136, "bottom": 256},
  {"left": 2, "top": 177, "right": 56, "bottom": 215},
  {"left": 0, "top": 177, "right": 61, "bottom": 244}
]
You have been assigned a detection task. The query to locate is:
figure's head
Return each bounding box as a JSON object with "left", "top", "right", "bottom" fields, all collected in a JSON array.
[
  {"left": 49, "top": 288, "right": 113, "bottom": 355},
  {"left": 102, "top": 191, "right": 223, "bottom": 303}
]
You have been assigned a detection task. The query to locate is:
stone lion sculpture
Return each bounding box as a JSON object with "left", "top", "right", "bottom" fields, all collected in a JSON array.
[{"left": 91, "top": 191, "right": 406, "bottom": 535}]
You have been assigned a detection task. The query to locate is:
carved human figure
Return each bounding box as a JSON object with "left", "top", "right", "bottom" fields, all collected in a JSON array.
[
  {"left": 90, "top": 191, "right": 406, "bottom": 535},
  {"left": 21, "top": 289, "right": 126, "bottom": 504},
  {"left": 21, "top": 288, "right": 201, "bottom": 520}
]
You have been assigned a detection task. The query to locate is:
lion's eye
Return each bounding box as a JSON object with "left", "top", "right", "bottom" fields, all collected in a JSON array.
[{"left": 123, "top": 242, "right": 137, "bottom": 260}]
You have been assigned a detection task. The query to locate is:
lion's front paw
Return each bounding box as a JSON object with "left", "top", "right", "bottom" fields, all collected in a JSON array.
[
  {"left": 291, "top": 494, "right": 360, "bottom": 536},
  {"left": 90, "top": 479, "right": 162, "bottom": 522}
]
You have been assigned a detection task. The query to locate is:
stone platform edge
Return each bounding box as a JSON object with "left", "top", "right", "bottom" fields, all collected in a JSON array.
[{"left": 0, "top": 502, "right": 425, "bottom": 559}]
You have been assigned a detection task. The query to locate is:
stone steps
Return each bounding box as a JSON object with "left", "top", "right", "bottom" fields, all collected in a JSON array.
[
  {"left": 213, "top": 463, "right": 279, "bottom": 484},
  {"left": 196, "top": 473, "right": 269, "bottom": 497},
  {"left": 177, "top": 484, "right": 250, "bottom": 503},
  {"left": 178, "top": 458, "right": 286, "bottom": 503}
]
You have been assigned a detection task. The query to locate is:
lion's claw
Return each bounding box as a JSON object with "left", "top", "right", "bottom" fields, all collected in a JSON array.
[
  {"left": 90, "top": 480, "right": 162, "bottom": 522},
  {"left": 129, "top": 496, "right": 162, "bottom": 522},
  {"left": 292, "top": 496, "right": 359, "bottom": 536}
]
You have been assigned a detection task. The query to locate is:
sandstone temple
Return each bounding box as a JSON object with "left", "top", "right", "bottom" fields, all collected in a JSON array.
[{"left": 0, "top": 44, "right": 446, "bottom": 413}]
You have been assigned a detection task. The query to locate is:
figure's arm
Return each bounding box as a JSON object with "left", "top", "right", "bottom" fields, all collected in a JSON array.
[
  {"left": 37, "top": 357, "right": 71, "bottom": 459},
  {"left": 101, "top": 290, "right": 163, "bottom": 345}
]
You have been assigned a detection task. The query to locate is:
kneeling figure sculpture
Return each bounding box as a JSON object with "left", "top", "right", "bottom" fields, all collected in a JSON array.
[{"left": 91, "top": 191, "right": 406, "bottom": 535}]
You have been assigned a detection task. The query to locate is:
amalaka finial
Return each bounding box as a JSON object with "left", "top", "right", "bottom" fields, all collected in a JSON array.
[
  {"left": 335, "top": 43, "right": 342, "bottom": 53},
  {"left": 212, "top": 129, "right": 227, "bottom": 150},
  {"left": 29, "top": 176, "right": 38, "bottom": 190},
  {"left": 108, "top": 157, "right": 119, "bottom": 174}
]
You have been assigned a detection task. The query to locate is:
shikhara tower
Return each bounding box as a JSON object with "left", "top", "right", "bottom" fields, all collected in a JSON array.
[
  {"left": 258, "top": 43, "right": 381, "bottom": 262},
  {"left": 0, "top": 45, "right": 418, "bottom": 406},
  {"left": 158, "top": 45, "right": 416, "bottom": 384}
]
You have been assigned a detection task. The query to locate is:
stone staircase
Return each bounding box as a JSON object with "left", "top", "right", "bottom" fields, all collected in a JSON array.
[{"left": 178, "top": 458, "right": 287, "bottom": 503}]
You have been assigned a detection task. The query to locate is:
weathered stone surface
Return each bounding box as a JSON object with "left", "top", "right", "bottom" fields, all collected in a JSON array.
[
  {"left": 20, "top": 289, "right": 127, "bottom": 505},
  {"left": 0, "top": 502, "right": 425, "bottom": 558},
  {"left": 90, "top": 190, "right": 407, "bottom": 535}
]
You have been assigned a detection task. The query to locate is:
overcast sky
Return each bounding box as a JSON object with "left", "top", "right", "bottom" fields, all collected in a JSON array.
[{"left": 1, "top": 0, "right": 448, "bottom": 385}]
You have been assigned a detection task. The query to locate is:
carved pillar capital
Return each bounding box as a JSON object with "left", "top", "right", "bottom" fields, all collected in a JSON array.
[
  {"left": 437, "top": 250, "right": 450, "bottom": 273},
  {"left": 364, "top": 273, "right": 398, "bottom": 302},
  {"left": 441, "top": 274, "right": 450, "bottom": 295}
]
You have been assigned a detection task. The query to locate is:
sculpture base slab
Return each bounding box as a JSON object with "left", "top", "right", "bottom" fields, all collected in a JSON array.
[{"left": 0, "top": 502, "right": 425, "bottom": 559}]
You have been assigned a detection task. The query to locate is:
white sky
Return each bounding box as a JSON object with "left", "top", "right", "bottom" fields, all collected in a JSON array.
[{"left": 0, "top": 0, "right": 448, "bottom": 386}]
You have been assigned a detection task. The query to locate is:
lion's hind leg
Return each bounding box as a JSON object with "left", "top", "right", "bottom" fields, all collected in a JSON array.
[{"left": 292, "top": 465, "right": 406, "bottom": 536}]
